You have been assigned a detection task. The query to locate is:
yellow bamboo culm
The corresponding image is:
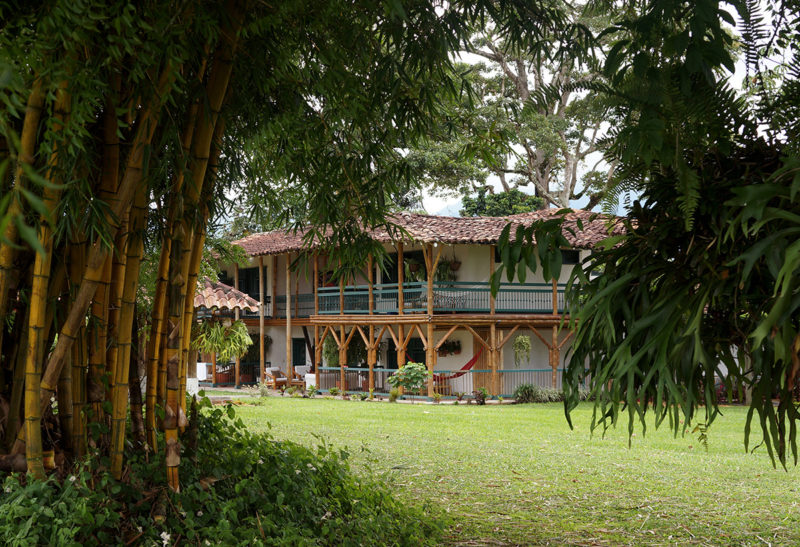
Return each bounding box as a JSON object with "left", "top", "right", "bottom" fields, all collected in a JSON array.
[
  {"left": 0, "top": 80, "right": 44, "bottom": 356},
  {"left": 36, "top": 62, "right": 177, "bottom": 419},
  {"left": 68, "top": 238, "right": 88, "bottom": 457},
  {"left": 22, "top": 82, "right": 70, "bottom": 474},
  {"left": 109, "top": 186, "right": 148, "bottom": 479}
]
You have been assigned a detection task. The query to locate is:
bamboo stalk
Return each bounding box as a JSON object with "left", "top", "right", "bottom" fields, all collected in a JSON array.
[
  {"left": 21, "top": 82, "right": 70, "bottom": 475},
  {"left": 110, "top": 185, "right": 147, "bottom": 478},
  {"left": 68, "top": 236, "right": 88, "bottom": 457},
  {"left": 34, "top": 63, "right": 177, "bottom": 420},
  {"left": 0, "top": 80, "right": 44, "bottom": 356},
  {"left": 129, "top": 312, "right": 146, "bottom": 446},
  {"left": 4, "top": 303, "right": 28, "bottom": 451}
]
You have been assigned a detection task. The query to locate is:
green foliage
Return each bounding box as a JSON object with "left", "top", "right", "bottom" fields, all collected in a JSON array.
[
  {"left": 387, "top": 362, "right": 431, "bottom": 393},
  {"left": 432, "top": 392, "right": 442, "bottom": 403},
  {"left": 191, "top": 320, "right": 253, "bottom": 363},
  {"left": 328, "top": 386, "right": 341, "bottom": 397},
  {"left": 512, "top": 384, "right": 564, "bottom": 404},
  {"left": 0, "top": 402, "right": 443, "bottom": 545},
  {"left": 473, "top": 386, "right": 489, "bottom": 405},
  {"left": 512, "top": 335, "right": 531, "bottom": 368},
  {"left": 322, "top": 336, "right": 339, "bottom": 367},
  {"left": 389, "top": 388, "right": 400, "bottom": 403},
  {"left": 460, "top": 188, "right": 544, "bottom": 217},
  {"left": 307, "top": 385, "right": 319, "bottom": 397}
]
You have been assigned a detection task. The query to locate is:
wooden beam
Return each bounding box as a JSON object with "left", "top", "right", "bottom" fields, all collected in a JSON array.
[
  {"left": 402, "top": 324, "right": 416, "bottom": 349},
  {"left": 558, "top": 329, "right": 574, "bottom": 349},
  {"left": 463, "top": 324, "right": 490, "bottom": 349},
  {"left": 339, "top": 263, "right": 344, "bottom": 316},
  {"left": 344, "top": 326, "right": 359, "bottom": 348},
  {"left": 313, "top": 253, "right": 319, "bottom": 381},
  {"left": 552, "top": 279, "right": 558, "bottom": 315},
  {"left": 490, "top": 323, "right": 498, "bottom": 396},
  {"left": 414, "top": 323, "right": 427, "bottom": 350},
  {"left": 384, "top": 323, "right": 399, "bottom": 347},
  {"left": 327, "top": 325, "right": 341, "bottom": 347},
  {"left": 372, "top": 324, "right": 389, "bottom": 350},
  {"left": 339, "top": 324, "right": 346, "bottom": 389},
  {"left": 258, "top": 256, "right": 265, "bottom": 383},
  {"left": 434, "top": 324, "right": 460, "bottom": 351},
  {"left": 354, "top": 325, "right": 369, "bottom": 346},
  {"left": 529, "top": 325, "right": 552, "bottom": 349},
  {"left": 497, "top": 324, "right": 520, "bottom": 349}
]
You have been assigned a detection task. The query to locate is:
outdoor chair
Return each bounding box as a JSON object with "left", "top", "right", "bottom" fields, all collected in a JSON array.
[{"left": 264, "top": 367, "right": 304, "bottom": 390}]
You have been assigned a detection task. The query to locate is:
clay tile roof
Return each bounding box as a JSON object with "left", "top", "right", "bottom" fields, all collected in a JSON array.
[
  {"left": 233, "top": 209, "right": 625, "bottom": 257},
  {"left": 194, "top": 277, "right": 260, "bottom": 312}
]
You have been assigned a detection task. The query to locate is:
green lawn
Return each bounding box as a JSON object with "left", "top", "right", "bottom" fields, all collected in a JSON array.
[{"left": 232, "top": 398, "right": 800, "bottom": 546}]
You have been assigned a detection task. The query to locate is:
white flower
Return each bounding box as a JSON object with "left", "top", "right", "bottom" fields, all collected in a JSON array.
[
  {"left": 295, "top": 469, "right": 301, "bottom": 475},
  {"left": 196, "top": 510, "right": 204, "bottom": 517},
  {"left": 68, "top": 475, "right": 77, "bottom": 483},
  {"left": 160, "top": 531, "right": 171, "bottom": 546},
  {"left": 306, "top": 463, "right": 316, "bottom": 471},
  {"left": 257, "top": 458, "right": 264, "bottom": 464}
]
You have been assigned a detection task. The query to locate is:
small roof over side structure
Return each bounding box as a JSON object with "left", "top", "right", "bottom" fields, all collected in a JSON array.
[
  {"left": 232, "top": 209, "right": 625, "bottom": 257},
  {"left": 194, "top": 277, "right": 259, "bottom": 312}
]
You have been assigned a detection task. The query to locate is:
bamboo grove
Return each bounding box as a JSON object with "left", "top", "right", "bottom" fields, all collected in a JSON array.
[{"left": 0, "top": 1, "right": 572, "bottom": 490}]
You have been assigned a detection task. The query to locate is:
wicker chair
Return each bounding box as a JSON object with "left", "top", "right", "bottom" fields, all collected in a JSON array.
[{"left": 264, "top": 367, "right": 304, "bottom": 390}]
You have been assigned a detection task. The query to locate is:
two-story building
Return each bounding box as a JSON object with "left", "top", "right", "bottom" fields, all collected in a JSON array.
[{"left": 216, "top": 209, "right": 621, "bottom": 397}]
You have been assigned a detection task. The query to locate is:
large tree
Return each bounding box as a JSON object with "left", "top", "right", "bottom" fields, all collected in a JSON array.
[
  {"left": 497, "top": 0, "right": 800, "bottom": 464},
  {"left": 0, "top": 0, "right": 585, "bottom": 488},
  {"left": 405, "top": 2, "right": 618, "bottom": 209}
]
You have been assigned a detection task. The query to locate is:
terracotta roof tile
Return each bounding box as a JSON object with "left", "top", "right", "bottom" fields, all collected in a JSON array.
[
  {"left": 194, "top": 277, "right": 260, "bottom": 312},
  {"left": 233, "top": 209, "right": 624, "bottom": 257}
]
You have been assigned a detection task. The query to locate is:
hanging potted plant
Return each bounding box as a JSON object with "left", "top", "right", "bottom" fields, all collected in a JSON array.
[
  {"left": 512, "top": 335, "right": 532, "bottom": 368},
  {"left": 449, "top": 254, "right": 461, "bottom": 271}
]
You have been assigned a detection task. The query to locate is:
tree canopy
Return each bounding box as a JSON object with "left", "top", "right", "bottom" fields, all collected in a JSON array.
[
  {"left": 0, "top": 0, "right": 589, "bottom": 487},
  {"left": 496, "top": 0, "right": 800, "bottom": 465},
  {"left": 460, "top": 188, "right": 543, "bottom": 216}
]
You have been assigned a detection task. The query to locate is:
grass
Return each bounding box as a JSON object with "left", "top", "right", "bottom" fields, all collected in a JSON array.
[{"left": 232, "top": 398, "right": 800, "bottom": 546}]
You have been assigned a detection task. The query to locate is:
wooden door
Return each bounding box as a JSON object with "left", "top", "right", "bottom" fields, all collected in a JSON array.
[{"left": 472, "top": 329, "right": 492, "bottom": 392}]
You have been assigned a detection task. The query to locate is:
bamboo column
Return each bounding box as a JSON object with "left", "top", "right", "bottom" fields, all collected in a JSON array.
[
  {"left": 313, "top": 254, "right": 320, "bottom": 388},
  {"left": 286, "top": 253, "right": 292, "bottom": 374},
  {"left": 234, "top": 263, "right": 240, "bottom": 388},
  {"left": 490, "top": 323, "right": 498, "bottom": 397},
  {"left": 489, "top": 245, "right": 496, "bottom": 315},
  {"left": 271, "top": 255, "right": 278, "bottom": 318},
  {"left": 368, "top": 254, "right": 374, "bottom": 392},
  {"left": 425, "top": 244, "right": 442, "bottom": 397},
  {"left": 552, "top": 279, "right": 558, "bottom": 388},
  {"left": 258, "top": 256, "right": 265, "bottom": 383},
  {"left": 397, "top": 242, "right": 405, "bottom": 366}
]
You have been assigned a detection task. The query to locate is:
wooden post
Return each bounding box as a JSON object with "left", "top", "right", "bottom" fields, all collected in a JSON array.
[
  {"left": 211, "top": 352, "right": 217, "bottom": 385},
  {"left": 258, "top": 256, "right": 265, "bottom": 383},
  {"left": 234, "top": 263, "right": 240, "bottom": 388},
  {"left": 286, "top": 253, "right": 292, "bottom": 375},
  {"left": 271, "top": 255, "right": 278, "bottom": 317},
  {"left": 339, "top": 325, "right": 346, "bottom": 391},
  {"left": 425, "top": 244, "right": 438, "bottom": 397},
  {"left": 551, "top": 324, "right": 559, "bottom": 389},
  {"left": 490, "top": 322, "right": 497, "bottom": 397},
  {"left": 397, "top": 242, "right": 405, "bottom": 366},
  {"left": 368, "top": 254, "right": 374, "bottom": 316},
  {"left": 368, "top": 327, "right": 375, "bottom": 393},
  {"left": 313, "top": 253, "right": 319, "bottom": 382},
  {"left": 551, "top": 279, "right": 558, "bottom": 388},
  {"left": 489, "top": 245, "right": 496, "bottom": 315}
]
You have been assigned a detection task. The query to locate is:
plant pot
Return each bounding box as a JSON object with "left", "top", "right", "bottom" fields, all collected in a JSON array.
[
  {"left": 450, "top": 261, "right": 461, "bottom": 271},
  {"left": 408, "top": 262, "right": 420, "bottom": 273}
]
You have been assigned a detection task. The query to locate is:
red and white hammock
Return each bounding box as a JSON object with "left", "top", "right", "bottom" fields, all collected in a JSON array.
[{"left": 432, "top": 348, "right": 484, "bottom": 381}]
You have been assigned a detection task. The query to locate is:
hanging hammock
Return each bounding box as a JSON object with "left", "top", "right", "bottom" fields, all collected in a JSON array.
[{"left": 432, "top": 348, "right": 484, "bottom": 381}]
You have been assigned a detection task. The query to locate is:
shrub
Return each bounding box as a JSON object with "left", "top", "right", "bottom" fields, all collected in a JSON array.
[
  {"left": 473, "top": 387, "right": 489, "bottom": 405},
  {"left": 0, "top": 400, "right": 444, "bottom": 545},
  {"left": 328, "top": 386, "right": 341, "bottom": 397},
  {"left": 513, "top": 383, "right": 566, "bottom": 403},
  {"left": 387, "top": 362, "right": 431, "bottom": 393},
  {"left": 454, "top": 392, "right": 466, "bottom": 402},
  {"left": 389, "top": 388, "right": 400, "bottom": 403},
  {"left": 243, "top": 381, "right": 272, "bottom": 398},
  {"left": 307, "top": 384, "right": 318, "bottom": 397},
  {"left": 431, "top": 392, "right": 442, "bottom": 404}
]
